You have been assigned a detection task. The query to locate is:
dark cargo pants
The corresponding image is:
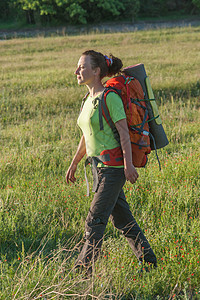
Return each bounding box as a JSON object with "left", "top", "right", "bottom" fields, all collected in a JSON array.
[{"left": 75, "top": 167, "right": 157, "bottom": 272}]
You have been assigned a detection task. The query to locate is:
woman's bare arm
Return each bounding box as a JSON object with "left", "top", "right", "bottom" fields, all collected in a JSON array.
[{"left": 66, "top": 135, "right": 86, "bottom": 184}]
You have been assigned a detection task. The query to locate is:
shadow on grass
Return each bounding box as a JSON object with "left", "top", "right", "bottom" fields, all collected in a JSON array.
[
  {"left": 0, "top": 228, "right": 82, "bottom": 268},
  {"left": 154, "top": 81, "right": 200, "bottom": 103}
]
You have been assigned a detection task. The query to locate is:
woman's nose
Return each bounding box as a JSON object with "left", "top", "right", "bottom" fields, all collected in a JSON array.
[{"left": 75, "top": 68, "right": 79, "bottom": 75}]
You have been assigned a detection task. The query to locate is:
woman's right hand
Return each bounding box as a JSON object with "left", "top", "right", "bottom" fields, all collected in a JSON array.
[
  {"left": 124, "top": 164, "right": 139, "bottom": 184},
  {"left": 66, "top": 135, "right": 86, "bottom": 184},
  {"left": 66, "top": 163, "right": 77, "bottom": 184}
]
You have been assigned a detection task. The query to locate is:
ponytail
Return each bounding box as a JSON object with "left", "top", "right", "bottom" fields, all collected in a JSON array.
[{"left": 105, "top": 54, "right": 123, "bottom": 77}]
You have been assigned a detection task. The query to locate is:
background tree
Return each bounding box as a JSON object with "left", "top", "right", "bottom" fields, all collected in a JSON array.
[
  {"left": 0, "top": 0, "right": 199, "bottom": 26},
  {"left": 122, "top": 0, "right": 140, "bottom": 22},
  {"left": 0, "top": 0, "right": 10, "bottom": 20},
  {"left": 192, "top": 0, "right": 200, "bottom": 10},
  {"left": 139, "top": 0, "right": 167, "bottom": 17}
]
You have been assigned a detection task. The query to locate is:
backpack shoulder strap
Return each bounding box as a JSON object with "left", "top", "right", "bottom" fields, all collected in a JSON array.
[
  {"left": 79, "top": 92, "right": 89, "bottom": 115},
  {"left": 99, "top": 87, "right": 121, "bottom": 144}
]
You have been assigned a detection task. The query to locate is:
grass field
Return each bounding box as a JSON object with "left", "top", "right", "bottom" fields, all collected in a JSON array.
[{"left": 0, "top": 26, "right": 200, "bottom": 299}]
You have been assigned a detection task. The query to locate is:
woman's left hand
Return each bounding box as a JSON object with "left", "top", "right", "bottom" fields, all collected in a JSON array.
[{"left": 124, "top": 164, "right": 139, "bottom": 184}]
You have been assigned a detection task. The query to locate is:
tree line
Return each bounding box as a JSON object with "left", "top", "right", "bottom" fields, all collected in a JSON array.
[{"left": 1, "top": 0, "right": 200, "bottom": 25}]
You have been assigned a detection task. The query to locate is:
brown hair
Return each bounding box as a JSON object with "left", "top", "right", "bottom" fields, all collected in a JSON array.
[{"left": 82, "top": 50, "right": 123, "bottom": 79}]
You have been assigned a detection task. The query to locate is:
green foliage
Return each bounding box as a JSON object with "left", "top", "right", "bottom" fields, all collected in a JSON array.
[
  {"left": 96, "top": 0, "right": 123, "bottom": 17},
  {"left": 18, "top": 0, "right": 37, "bottom": 11},
  {"left": 0, "top": 0, "right": 10, "bottom": 19},
  {"left": 192, "top": 0, "right": 200, "bottom": 9},
  {"left": 66, "top": 2, "right": 87, "bottom": 24},
  {"left": 122, "top": 0, "right": 140, "bottom": 21},
  {"left": 18, "top": 0, "right": 57, "bottom": 17},
  {"left": 139, "top": 0, "right": 199, "bottom": 17},
  {"left": 1, "top": 0, "right": 199, "bottom": 25},
  {"left": 140, "top": 0, "right": 167, "bottom": 17},
  {"left": 0, "top": 0, "right": 21, "bottom": 20}
]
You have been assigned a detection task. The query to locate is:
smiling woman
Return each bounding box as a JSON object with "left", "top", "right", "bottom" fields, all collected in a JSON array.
[{"left": 66, "top": 50, "right": 157, "bottom": 276}]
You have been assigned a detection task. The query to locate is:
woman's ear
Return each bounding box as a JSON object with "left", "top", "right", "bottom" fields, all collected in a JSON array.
[{"left": 94, "top": 66, "right": 101, "bottom": 76}]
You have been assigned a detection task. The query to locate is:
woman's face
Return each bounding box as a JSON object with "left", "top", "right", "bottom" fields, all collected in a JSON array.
[{"left": 75, "top": 55, "right": 97, "bottom": 86}]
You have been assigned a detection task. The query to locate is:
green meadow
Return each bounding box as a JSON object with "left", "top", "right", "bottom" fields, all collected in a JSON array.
[{"left": 0, "top": 26, "right": 200, "bottom": 299}]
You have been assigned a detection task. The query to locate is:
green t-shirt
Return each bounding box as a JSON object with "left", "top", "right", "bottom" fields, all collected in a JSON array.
[{"left": 77, "top": 91, "right": 126, "bottom": 166}]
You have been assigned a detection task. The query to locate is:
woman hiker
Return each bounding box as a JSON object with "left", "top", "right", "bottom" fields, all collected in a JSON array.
[{"left": 66, "top": 50, "right": 157, "bottom": 276}]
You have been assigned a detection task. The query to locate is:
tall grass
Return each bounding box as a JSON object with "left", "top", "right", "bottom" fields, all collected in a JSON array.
[{"left": 0, "top": 26, "right": 200, "bottom": 299}]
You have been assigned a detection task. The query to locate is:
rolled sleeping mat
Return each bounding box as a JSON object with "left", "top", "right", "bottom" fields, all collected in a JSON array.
[{"left": 123, "top": 64, "right": 169, "bottom": 150}]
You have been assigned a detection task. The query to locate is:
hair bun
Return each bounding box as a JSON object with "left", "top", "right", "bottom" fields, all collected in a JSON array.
[{"left": 106, "top": 54, "right": 123, "bottom": 77}]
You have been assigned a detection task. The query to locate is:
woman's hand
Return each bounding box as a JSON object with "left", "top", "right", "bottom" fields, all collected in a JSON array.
[
  {"left": 124, "top": 164, "right": 139, "bottom": 184},
  {"left": 66, "top": 135, "right": 86, "bottom": 184},
  {"left": 66, "top": 163, "right": 77, "bottom": 184}
]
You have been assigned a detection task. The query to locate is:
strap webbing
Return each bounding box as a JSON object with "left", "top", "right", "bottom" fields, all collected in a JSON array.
[
  {"left": 131, "top": 142, "right": 150, "bottom": 148},
  {"left": 84, "top": 159, "right": 90, "bottom": 197},
  {"left": 98, "top": 90, "right": 121, "bottom": 144},
  {"left": 84, "top": 157, "right": 100, "bottom": 197},
  {"left": 149, "top": 132, "right": 161, "bottom": 171},
  {"left": 101, "top": 93, "right": 120, "bottom": 143},
  {"left": 98, "top": 97, "right": 104, "bottom": 131}
]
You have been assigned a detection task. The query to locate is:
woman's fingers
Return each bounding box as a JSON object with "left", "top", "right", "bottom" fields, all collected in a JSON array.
[{"left": 66, "top": 165, "right": 77, "bottom": 184}]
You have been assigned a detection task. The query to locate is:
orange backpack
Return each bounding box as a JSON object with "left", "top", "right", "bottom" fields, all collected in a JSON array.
[{"left": 98, "top": 74, "right": 152, "bottom": 168}]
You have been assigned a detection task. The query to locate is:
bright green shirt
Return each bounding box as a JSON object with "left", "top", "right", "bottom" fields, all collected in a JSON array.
[{"left": 77, "top": 91, "right": 126, "bottom": 165}]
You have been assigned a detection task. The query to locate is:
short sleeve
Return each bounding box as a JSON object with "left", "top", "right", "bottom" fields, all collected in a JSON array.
[{"left": 105, "top": 92, "right": 126, "bottom": 124}]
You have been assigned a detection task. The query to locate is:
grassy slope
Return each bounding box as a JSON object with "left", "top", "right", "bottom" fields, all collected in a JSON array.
[{"left": 0, "top": 26, "right": 200, "bottom": 299}]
